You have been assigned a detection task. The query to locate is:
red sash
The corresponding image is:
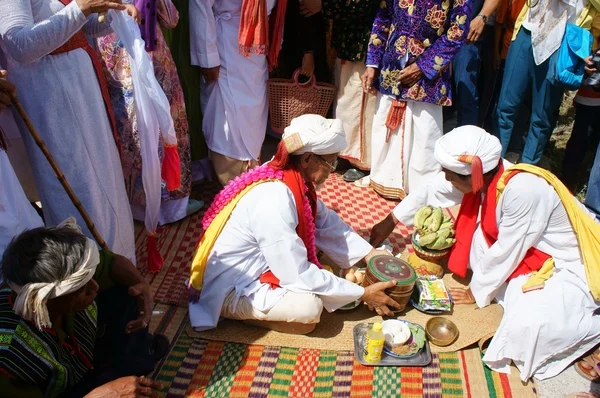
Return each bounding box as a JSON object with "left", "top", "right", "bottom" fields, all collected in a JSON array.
[
  {"left": 448, "top": 164, "right": 550, "bottom": 281},
  {"left": 52, "top": 0, "right": 119, "bottom": 147},
  {"left": 259, "top": 168, "right": 318, "bottom": 289}
]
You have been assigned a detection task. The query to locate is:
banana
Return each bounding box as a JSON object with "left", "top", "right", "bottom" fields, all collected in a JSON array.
[
  {"left": 422, "top": 214, "right": 434, "bottom": 229},
  {"left": 427, "top": 228, "right": 451, "bottom": 250},
  {"left": 439, "top": 222, "right": 454, "bottom": 230},
  {"left": 413, "top": 206, "right": 433, "bottom": 230},
  {"left": 439, "top": 238, "right": 457, "bottom": 250},
  {"left": 428, "top": 207, "right": 443, "bottom": 232},
  {"left": 443, "top": 214, "right": 452, "bottom": 224},
  {"left": 447, "top": 229, "right": 455, "bottom": 238},
  {"left": 418, "top": 232, "right": 438, "bottom": 247}
]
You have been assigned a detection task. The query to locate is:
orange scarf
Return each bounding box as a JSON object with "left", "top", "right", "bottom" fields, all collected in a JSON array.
[
  {"left": 449, "top": 163, "right": 549, "bottom": 281},
  {"left": 238, "top": 0, "right": 287, "bottom": 71},
  {"left": 259, "top": 167, "right": 318, "bottom": 288}
]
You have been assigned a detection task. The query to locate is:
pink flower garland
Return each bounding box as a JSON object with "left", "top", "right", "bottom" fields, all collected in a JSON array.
[{"left": 202, "top": 164, "right": 322, "bottom": 268}]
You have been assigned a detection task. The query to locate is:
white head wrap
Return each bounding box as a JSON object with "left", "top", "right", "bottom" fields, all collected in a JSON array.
[
  {"left": 434, "top": 126, "right": 502, "bottom": 175},
  {"left": 7, "top": 225, "right": 100, "bottom": 330},
  {"left": 282, "top": 114, "right": 347, "bottom": 155}
]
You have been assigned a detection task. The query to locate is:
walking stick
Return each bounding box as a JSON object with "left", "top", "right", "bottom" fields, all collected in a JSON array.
[{"left": 8, "top": 91, "right": 110, "bottom": 251}]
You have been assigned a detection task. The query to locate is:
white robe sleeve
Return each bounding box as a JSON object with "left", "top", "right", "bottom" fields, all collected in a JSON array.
[
  {"left": 249, "top": 183, "right": 365, "bottom": 312},
  {"left": 189, "top": 0, "right": 220, "bottom": 67},
  {"left": 392, "top": 172, "right": 464, "bottom": 226},
  {"left": 470, "top": 175, "right": 555, "bottom": 307},
  {"left": 314, "top": 198, "right": 372, "bottom": 268},
  {"left": 0, "top": 0, "right": 87, "bottom": 64}
]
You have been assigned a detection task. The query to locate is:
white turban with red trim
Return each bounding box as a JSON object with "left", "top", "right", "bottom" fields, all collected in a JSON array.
[{"left": 282, "top": 115, "right": 347, "bottom": 155}]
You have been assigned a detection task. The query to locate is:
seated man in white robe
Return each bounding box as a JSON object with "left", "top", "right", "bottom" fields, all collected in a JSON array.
[
  {"left": 370, "top": 126, "right": 600, "bottom": 381},
  {"left": 188, "top": 115, "right": 400, "bottom": 334}
]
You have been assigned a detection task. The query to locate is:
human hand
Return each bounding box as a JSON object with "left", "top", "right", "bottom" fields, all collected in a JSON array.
[
  {"left": 447, "top": 287, "right": 475, "bottom": 304},
  {"left": 361, "top": 67, "right": 379, "bottom": 94},
  {"left": 299, "top": 0, "right": 322, "bottom": 17},
  {"left": 399, "top": 63, "right": 423, "bottom": 87},
  {"left": 124, "top": 4, "right": 142, "bottom": 24},
  {"left": 200, "top": 66, "right": 220, "bottom": 83},
  {"left": 84, "top": 376, "right": 164, "bottom": 398},
  {"left": 301, "top": 52, "right": 315, "bottom": 77},
  {"left": 126, "top": 282, "right": 153, "bottom": 333},
  {"left": 369, "top": 213, "right": 398, "bottom": 248},
  {"left": 75, "top": 0, "right": 126, "bottom": 17},
  {"left": 467, "top": 16, "right": 485, "bottom": 43},
  {"left": 0, "top": 70, "right": 16, "bottom": 114},
  {"left": 584, "top": 51, "right": 600, "bottom": 77},
  {"left": 361, "top": 280, "right": 401, "bottom": 316}
]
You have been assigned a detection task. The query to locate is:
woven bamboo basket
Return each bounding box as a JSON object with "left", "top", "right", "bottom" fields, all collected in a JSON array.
[{"left": 267, "top": 69, "right": 336, "bottom": 134}]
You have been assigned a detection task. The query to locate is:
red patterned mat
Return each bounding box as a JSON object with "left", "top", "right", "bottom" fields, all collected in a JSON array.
[{"left": 136, "top": 173, "right": 413, "bottom": 308}]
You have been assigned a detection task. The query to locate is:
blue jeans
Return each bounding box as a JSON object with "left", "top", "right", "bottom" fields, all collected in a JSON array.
[
  {"left": 495, "top": 29, "right": 564, "bottom": 164},
  {"left": 586, "top": 142, "right": 600, "bottom": 220},
  {"left": 453, "top": 42, "right": 481, "bottom": 126}
]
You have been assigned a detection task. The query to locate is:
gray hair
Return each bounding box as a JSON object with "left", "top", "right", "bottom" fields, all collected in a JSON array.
[{"left": 1, "top": 227, "right": 87, "bottom": 286}]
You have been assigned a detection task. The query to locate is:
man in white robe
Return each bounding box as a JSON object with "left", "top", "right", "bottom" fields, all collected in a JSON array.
[
  {"left": 370, "top": 126, "right": 600, "bottom": 381},
  {"left": 0, "top": 71, "right": 43, "bottom": 259},
  {"left": 189, "top": 115, "right": 400, "bottom": 334},
  {"left": 190, "top": 0, "right": 280, "bottom": 185}
]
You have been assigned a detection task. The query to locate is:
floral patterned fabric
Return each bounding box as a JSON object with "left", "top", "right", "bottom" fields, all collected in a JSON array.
[
  {"left": 97, "top": 0, "right": 191, "bottom": 207},
  {"left": 323, "top": 0, "right": 380, "bottom": 62},
  {"left": 366, "top": 0, "right": 472, "bottom": 106}
]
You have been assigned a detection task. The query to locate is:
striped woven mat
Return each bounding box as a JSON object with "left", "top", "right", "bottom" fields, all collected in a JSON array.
[{"left": 151, "top": 315, "right": 536, "bottom": 398}]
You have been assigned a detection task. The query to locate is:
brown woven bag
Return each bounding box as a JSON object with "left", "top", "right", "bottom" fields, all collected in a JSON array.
[{"left": 267, "top": 69, "right": 336, "bottom": 134}]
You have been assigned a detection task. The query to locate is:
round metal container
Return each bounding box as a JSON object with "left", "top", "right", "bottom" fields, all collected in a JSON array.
[{"left": 364, "top": 256, "right": 417, "bottom": 312}]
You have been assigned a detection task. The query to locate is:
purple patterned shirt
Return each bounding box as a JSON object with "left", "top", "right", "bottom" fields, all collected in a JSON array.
[{"left": 366, "top": 0, "right": 472, "bottom": 106}]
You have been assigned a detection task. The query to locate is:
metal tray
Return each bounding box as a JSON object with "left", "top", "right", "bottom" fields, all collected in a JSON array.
[{"left": 353, "top": 322, "right": 432, "bottom": 367}]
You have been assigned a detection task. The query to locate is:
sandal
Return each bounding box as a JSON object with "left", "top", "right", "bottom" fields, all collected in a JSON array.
[
  {"left": 343, "top": 169, "right": 365, "bottom": 183},
  {"left": 575, "top": 346, "right": 600, "bottom": 382}
]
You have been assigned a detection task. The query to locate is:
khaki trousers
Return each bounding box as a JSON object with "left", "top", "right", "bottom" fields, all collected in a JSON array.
[{"left": 209, "top": 150, "right": 258, "bottom": 186}]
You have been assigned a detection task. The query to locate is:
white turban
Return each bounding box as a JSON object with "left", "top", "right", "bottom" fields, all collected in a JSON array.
[
  {"left": 282, "top": 114, "right": 347, "bottom": 155},
  {"left": 7, "top": 222, "right": 100, "bottom": 330},
  {"left": 434, "top": 126, "right": 502, "bottom": 175}
]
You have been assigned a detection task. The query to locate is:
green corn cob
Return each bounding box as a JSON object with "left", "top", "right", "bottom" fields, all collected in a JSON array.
[
  {"left": 413, "top": 206, "right": 433, "bottom": 230},
  {"left": 418, "top": 232, "right": 438, "bottom": 247},
  {"left": 427, "top": 208, "right": 443, "bottom": 232}
]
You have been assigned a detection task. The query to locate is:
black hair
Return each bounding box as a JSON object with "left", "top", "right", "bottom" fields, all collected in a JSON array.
[{"left": 1, "top": 227, "right": 86, "bottom": 286}]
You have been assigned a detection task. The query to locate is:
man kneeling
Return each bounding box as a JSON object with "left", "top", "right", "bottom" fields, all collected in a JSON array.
[
  {"left": 0, "top": 221, "right": 166, "bottom": 396},
  {"left": 188, "top": 115, "right": 400, "bottom": 334}
]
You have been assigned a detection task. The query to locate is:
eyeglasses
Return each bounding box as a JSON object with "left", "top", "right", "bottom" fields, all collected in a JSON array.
[{"left": 314, "top": 154, "right": 338, "bottom": 171}]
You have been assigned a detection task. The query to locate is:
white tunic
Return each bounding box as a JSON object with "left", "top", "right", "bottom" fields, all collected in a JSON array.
[
  {"left": 189, "top": 0, "right": 274, "bottom": 161},
  {"left": 189, "top": 181, "right": 372, "bottom": 331},
  {"left": 0, "top": 150, "right": 43, "bottom": 258},
  {"left": 0, "top": 0, "right": 136, "bottom": 263},
  {"left": 393, "top": 162, "right": 600, "bottom": 380}
]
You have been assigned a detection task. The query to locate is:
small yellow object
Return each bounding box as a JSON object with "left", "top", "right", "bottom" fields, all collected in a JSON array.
[{"left": 364, "top": 322, "right": 385, "bottom": 363}]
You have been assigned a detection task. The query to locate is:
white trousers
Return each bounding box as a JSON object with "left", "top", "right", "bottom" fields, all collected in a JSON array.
[
  {"left": 334, "top": 59, "right": 376, "bottom": 171},
  {"left": 221, "top": 289, "right": 324, "bottom": 324},
  {"left": 370, "top": 94, "right": 442, "bottom": 200}
]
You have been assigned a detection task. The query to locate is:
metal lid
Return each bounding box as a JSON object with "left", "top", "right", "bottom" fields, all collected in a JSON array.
[{"left": 368, "top": 255, "right": 416, "bottom": 285}]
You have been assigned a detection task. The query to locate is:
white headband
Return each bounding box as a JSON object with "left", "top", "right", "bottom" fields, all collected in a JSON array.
[{"left": 8, "top": 237, "right": 100, "bottom": 330}]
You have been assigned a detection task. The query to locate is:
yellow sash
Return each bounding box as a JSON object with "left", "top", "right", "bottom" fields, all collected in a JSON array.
[
  {"left": 497, "top": 164, "right": 600, "bottom": 300},
  {"left": 189, "top": 179, "right": 277, "bottom": 291}
]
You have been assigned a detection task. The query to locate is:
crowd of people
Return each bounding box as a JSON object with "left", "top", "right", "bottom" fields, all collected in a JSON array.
[{"left": 0, "top": 0, "right": 600, "bottom": 395}]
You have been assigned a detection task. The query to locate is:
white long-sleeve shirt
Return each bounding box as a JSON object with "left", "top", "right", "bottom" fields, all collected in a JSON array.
[{"left": 189, "top": 180, "right": 372, "bottom": 331}]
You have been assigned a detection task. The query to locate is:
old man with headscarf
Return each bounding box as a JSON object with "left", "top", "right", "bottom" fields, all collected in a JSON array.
[
  {"left": 370, "top": 125, "right": 600, "bottom": 381},
  {"left": 188, "top": 115, "right": 400, "bottom": 335}
]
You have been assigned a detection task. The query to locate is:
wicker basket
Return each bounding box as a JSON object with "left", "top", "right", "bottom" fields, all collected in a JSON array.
[{"left": 267, "top": 69, "right": 336, "bottom": 134}]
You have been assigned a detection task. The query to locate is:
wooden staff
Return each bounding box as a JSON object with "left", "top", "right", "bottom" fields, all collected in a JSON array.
[{"left": 8, "top": 91, "right": 110, "bottom": 251}]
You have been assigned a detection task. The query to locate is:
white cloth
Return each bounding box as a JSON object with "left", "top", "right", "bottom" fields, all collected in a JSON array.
[
  {"left": 335, "top": 59, "right": 376, "bottom": 170},
  {"left": 434, "top": 125, "right": 502, "bottom": 175},
  {"left": 392, "top": 162, "right": 600, "bottom": 381},
  {"left": 221, "top": 289, "right": 324, "bottom": 324},
  {"left": 189, "top": 180, "right": 372, "bottom": 331},
  {"left": 191, "top": 0, "right": 275, "bottom": 161},
  {"left": 0, "top": 0, "right": 136, "bottom": 263},
  {"left": 8, "top": 236, "right": 99, "bottom": 329},
  {"left": 370, "top": 94, "right": 442, "bottom": 199},
  {"left": 283, "top": 115, "right": 347, "bottom": 155},
  {"left": 108, "top": 9, "right": 178, "bottom": 237},
  {"left": 0, "top": 150, "right": 43, "bottom": 258}
]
